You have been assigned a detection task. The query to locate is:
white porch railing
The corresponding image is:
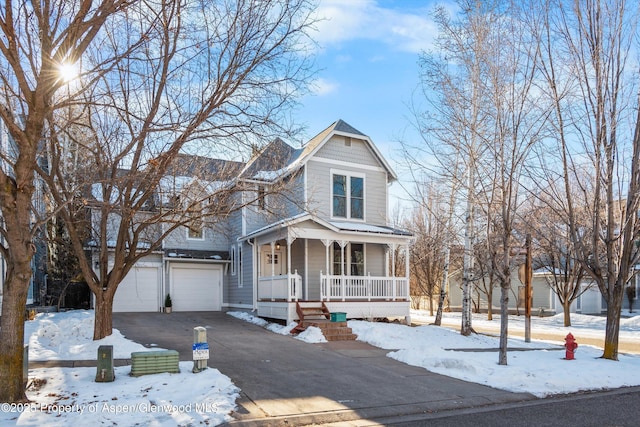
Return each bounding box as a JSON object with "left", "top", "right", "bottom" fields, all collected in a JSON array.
[
  {"left": 258, "top": 271, "right": 302, "bottom": 301},
  {"left": 320, "top": 273, "right": 410, "bottom": 301}
]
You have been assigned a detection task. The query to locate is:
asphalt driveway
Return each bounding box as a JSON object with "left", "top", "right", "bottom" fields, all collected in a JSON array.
[{"left": 113, "top": 312, "right": 535, "bottom": 426}]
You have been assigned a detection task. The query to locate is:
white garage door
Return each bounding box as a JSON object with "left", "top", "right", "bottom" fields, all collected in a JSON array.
[
  {"left": 170, "top": 264, "right": 222, "bottom": 311},
  {"left": 113, "top": 266, "right": 161, "bottom": 312}
]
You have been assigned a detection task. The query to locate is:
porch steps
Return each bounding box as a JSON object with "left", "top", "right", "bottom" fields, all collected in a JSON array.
[
  {"left": 292, "top": 302, "right": 357, "bottom": 341},
  {"left": 299, "top": 319, "right": 357, "bottom": 341}
]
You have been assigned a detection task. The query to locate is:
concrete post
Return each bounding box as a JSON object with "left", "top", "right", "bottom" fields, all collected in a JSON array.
[{"left": 192, "top": 326, "right": 209, "bottom": 373}]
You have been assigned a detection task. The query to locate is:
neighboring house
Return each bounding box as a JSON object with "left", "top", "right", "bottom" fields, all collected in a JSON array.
[
  {"left": 447, "top": 268, "right": 558, "bottom": 315},
  {"left": 108, "top": 120, "right": 413, "bottom": 323},
  {"left": 447, "top": 266, "right": 640, "bottom": 316}
]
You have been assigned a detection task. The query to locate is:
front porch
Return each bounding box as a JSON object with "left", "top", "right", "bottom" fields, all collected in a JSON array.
[
  {"left": 256, "top": 273, "right": 410, "bottom": 323},
  {"left": 257, "top": 300, "right": 411, "bottom": 325},
  {"left": 245, "top": 215, "right": 412, "bottom": 324},
  {"left": 257, "top": 272, "right": 409, "bottom": 302}
]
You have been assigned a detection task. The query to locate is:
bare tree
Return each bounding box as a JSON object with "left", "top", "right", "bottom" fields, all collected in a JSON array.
[
  {"left": 471, "top": 0, "right": 542, "bottom": 366},
  {"left": 521, "top": 192, "right": 590, "bottom": 327},
  {"left": 409, "top": 0, "right": 500, "bottom": 336},
  {"left": 532, "top": 0, "right": 640, "bottom": 360},
  {"left": 0, "top": 0, "right": 315, "bottom": 403},
  {"left": 0, "top": 0, "right": 135, "bottom": 403},
  {"left": 406, "top": 184, "right": 451, "bottom": 315}
]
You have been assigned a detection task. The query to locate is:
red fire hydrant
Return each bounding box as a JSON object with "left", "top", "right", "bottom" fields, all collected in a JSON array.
[{"left": 564, "top": 333, "right": 578, "bottom": 360}]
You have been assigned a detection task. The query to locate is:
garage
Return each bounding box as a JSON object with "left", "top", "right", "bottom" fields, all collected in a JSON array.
[
  {"left": 112, "top": 265, "right": 161, "bottom": 312},
  {"left": 169, "top": 263, "right": 222, "bottom": 311}
]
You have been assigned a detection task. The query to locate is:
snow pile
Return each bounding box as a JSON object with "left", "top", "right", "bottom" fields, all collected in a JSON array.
[
  {"left": 227, "top": 311, "right": 327, "bottom": 343},
  {"left": 16, "top": 362, "right": 238, "bottom": 426},
  {"left": 350, "top": 317, "right": 640, "bottom": 397},
  {"left": 1, "top": 311, "right": 240, "bottom": 426},
  {"left": 227, "top": 309, "right": 640, "bottom": 397},
  {"left": 24, "top": 311, "right": 156, "bottom": 360},
  {"left": 295, "top": 326, "right": 328, "bottom": 343}
]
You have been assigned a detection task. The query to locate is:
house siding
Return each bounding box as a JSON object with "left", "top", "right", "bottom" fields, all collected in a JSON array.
[
  {"left": 291, "top": 238, "right": 306, "bottom": 296},
  {"left": 315, "top": 135, "right": 379, "bottom": 167},
  {"left": 366, "top": 244, "right": 385, "bottom": 276},
  {"left": 306, "top": 158, "right": 388, "bottom": 226},
  {"left": 226, "top": 240, "right": 254, "bottom": 307},
  {"left": 244, "top": 187, "right": 275, "bottom": 234},
  {"left": 306, "top": 239, "right": 326, "bottom": 300},
  {"left": 163, "top": 223, "right": 230, "bottom": 252}
]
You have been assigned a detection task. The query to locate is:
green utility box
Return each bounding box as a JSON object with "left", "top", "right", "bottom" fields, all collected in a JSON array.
[
  {"left": 330, "top": 312, "right": 347, "bottom": 322},
  {"left": 96, "top": 345, "right": 115, "bottom": 382},
  {"left": 130, "top": 350, "right": 180, "bottom": 376}
]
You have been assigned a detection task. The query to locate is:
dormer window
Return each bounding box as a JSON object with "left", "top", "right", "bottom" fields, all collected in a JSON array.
[{"left": 332, "top": 172, "right": 364, "bottom": 220}]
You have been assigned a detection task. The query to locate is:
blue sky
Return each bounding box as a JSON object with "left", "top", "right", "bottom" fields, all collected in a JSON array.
[{"left": 294, "top": 0, "right": 447, "bottom": 207}]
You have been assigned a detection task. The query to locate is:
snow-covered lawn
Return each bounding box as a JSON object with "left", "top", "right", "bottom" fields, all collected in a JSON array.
[
  {"left": 3, "top": 308, "right": 640, "bottom": 426},
  {"left": 1, "top": 311, "right": 239, "bottom": 426},
  {"left": 350, "top": 314, "right": 640, "bottom": 398},
  {"left": 232, "top": 309, "right": 640, "bottom": 398}
]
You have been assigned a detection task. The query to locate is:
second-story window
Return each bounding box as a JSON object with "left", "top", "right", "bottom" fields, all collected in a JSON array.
[
  {"left": 332, "top": 173, "right": 364, "bottom": 220},
  {"left": 257, "top": 185, "right": 267, "bottom": 211},
  {"left": 187, "top": 218, "right": 204, "bottom": 239},
  {"left": 186, "top": 201, "right": 204, "bottom": 240}
]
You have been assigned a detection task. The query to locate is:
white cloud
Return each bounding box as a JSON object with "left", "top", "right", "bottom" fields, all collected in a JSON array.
[
  {"left": 312, "top": 0, "right": 438, "bottom": 53},
  {"left": 310, "top": 77, "right": 339, "bottom": 96}
]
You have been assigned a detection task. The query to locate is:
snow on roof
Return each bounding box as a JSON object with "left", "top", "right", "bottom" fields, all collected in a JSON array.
[{"left": 329, "top": 220, "right": 412, "bottom": 236}]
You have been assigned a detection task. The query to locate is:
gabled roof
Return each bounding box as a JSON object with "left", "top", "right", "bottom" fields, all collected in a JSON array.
[
  {"left": 240, "top": 119, "right": 397, "bottom": 183},
  {"left": 239, "top": 137, "right": 300, "bottom": 180},
  {"left": 167, "top": 153, "right": 244, "bottom": 179},
  {"left": 167, "top": 120, "right": 395, "bottom": 185}
]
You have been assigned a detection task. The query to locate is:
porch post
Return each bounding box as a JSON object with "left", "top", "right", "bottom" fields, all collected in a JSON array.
[
  {"left": 390, "top": 243, "right": 396, "bottom": 300},
  {"left": 270, "top": 241, "right": 275, "bottom": 301},
  {"left": 405, "top": 243, "right": 410, "bottom": 301},
  {"left": 286, "top": 236, "right": 293, "bottom": 276},
  {"left": 339, "top": 240, "right": 347, "bottom": 302},
  {"left": 286, "top": 236, "right": 296, "bottom": 301},
  {"left": 321, "top": 239, "right": 332, "bottom": 301},
  {"left": 270, "top": 241, "right": 275, "bottom": 277}
]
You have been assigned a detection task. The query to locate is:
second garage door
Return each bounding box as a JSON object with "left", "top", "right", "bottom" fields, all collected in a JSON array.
[
  {"left": 113, "top": 265, "right": 161, "bottom": 312},
  {"left": 170, "top": 264, "right": 222, "bottom": 311}
]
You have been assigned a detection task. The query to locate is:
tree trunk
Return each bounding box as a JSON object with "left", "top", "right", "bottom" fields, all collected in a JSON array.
[
  {"left": 498, "top": 284, "right": 509, "bottom": 365},
  {"left": 434, "top": 247, "right": 450, "bottom": 326},
  {"left": 461, "top": 167, "right": 475, "bottom": 336},
  {"left": 429, "top": 294, "right": 434, "bottom": 316},
  {"left": 563, "top": 300, "right": 572, "bottom": 327},
  {"left": 602, "top": 285, "right": 624, "bottom": 360},
  {"left": 487, "top": 284, "right": 493, "bottom": 321},
  {"left": 0, "top": 271, "right": 31, "bottom": 403},
  {"left": 93, "top": 291, "right": 115, "bottom": 340}
]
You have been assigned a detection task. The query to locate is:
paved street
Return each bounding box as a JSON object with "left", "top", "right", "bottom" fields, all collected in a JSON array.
[{"left": 384, "top": 386, "right": 640, "bottom": 427}]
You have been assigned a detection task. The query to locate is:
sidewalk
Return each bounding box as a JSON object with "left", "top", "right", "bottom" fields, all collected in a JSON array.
[
  {"left": 29, "top": 359, "right": 131, "bottom": 368},
  {"left": 414, "top": 316, "right": 640, "bottom": 355}
]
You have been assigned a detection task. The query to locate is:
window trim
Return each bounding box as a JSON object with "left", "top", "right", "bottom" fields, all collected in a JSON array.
[
  {"left": 186, "top": 220, "right": 205, "bottom": 240},
  {"left": 330, "top": 169, "right": 366, "bottom": 221},
  {"left": 185, "top": 199, "right": 205, "bottom": 240},
  {"left": 230, "top": 246, "right": 236, "bottom": 276},
  {"left": 238, "top": 244, "right": 243, "bottom": 288},
  {"left": 331, "top": 242, "right": 366, "bottom": 276}
]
